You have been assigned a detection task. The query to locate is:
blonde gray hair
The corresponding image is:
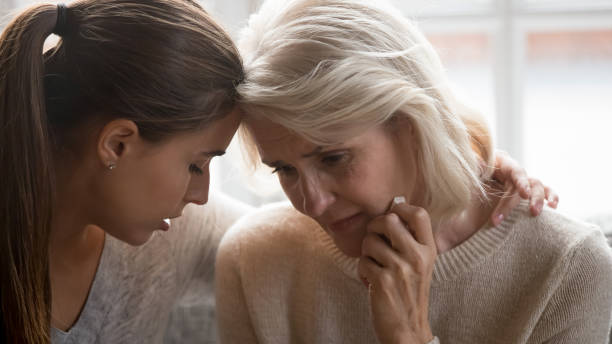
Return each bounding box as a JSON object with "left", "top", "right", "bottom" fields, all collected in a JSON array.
[{"left": 238, "top": 0, "right": 494, "bottom": 222}]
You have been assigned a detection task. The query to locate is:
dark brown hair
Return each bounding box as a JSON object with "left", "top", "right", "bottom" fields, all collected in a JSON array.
[{"left": 0, "top": 1, "right": 243, "bottom": 342}]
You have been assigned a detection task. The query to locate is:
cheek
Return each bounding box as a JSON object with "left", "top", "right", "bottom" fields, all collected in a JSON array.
[
  {"left": 129, "top": 163, "right": 191, "bottom": 213},
  {"left": 279, "top": 179, "right": 305, "bottom": 212},
  {"left": 155, "top": 167, "right": 191, "bottom": 204},
  {"left": 339, "top": 155, "right": 398, "bottom": 213}
]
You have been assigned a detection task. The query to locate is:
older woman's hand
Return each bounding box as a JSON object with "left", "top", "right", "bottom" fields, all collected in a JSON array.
[
  {"left": 358, "top": 202, "right": 437, "bottom": 344},
  {"left": 491, "top": 150, "right": 559, "bottom": 226}
]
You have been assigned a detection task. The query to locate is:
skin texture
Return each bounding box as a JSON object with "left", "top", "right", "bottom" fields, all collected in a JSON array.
[
  {"left": 246, "top": 117, "right": 422, "bottom": 257},
  {"left": 48, "top": 109, "right": 241, "bottom": 330}
]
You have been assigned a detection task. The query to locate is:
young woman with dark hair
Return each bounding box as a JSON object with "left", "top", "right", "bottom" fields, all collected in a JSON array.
[{"left": 0, "top": 1, "right": 243, "bottom": 342}]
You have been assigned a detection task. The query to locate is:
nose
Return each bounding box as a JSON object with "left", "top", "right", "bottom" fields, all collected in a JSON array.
[
  {"left": 185, "top": 167, "right": 210, "bottom": 206},
  {"left": 295, "top": 174, "right": 334, "bottom": 218}
]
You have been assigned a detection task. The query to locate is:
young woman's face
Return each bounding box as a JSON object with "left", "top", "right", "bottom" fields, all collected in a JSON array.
[
  {"left": 94, "top": 110, "right": 241, "bottom": 245},
  {"left": 246, "top": 117, "right": 423, "bottom": 257}
]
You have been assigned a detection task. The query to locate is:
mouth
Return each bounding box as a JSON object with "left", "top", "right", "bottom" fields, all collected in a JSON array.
[{"left": 328, "top": 213, "right": 364, "bottom": 234}]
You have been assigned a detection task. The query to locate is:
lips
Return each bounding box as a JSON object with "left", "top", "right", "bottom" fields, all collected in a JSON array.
[{"left": 328, "top": 213, "right": 364, "bottom": 234}]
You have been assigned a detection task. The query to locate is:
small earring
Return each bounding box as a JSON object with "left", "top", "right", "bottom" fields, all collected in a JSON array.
[{"left": 108, "top": 162, "right": 116, "bottom": 170}]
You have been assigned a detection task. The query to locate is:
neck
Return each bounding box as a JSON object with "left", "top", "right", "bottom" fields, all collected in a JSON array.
[
  {"left": 433, "top": 190, "right": 499, "bottom": 254},
  {"left": 48, "top": 176, "right": 105, "bottom": 331},
  {"left": 49, "top": 161, "right": 104, "bottom": 267}
]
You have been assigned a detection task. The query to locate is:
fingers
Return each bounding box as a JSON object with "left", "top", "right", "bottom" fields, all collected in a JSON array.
[
  {"left": 490, "top": 182, "right": 521, "bottom": 226},
  {"left": 387, "top": 203, "right": 435, "bottom": 248},
  {"left": 492, "top": 149, "right": 562, "bottom": 217},
  {"left": 493, "top": 150, "right": 531, "bottom": 199},
  {"left": 361, "top": 203, "right": 436, "bottom": 273},
  {"left": 545, "top": 185, "right": 559, "bottom": 209},
  {"left": 361, "top": 232, "right": 401, "bottom": 268},
  {"left": 525, "top": 178, "right": 559, "bottom": 215},
  {"left": 359, "top": 201, "right": 436, "bottom": 343},
  {"left": 527, "top": 178, "right": 545, "bottom": 216},
  {"left": 490, "top": 177, "right": 560, "bottom": 225}
]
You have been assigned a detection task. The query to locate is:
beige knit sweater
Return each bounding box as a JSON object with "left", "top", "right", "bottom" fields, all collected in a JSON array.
[{"left": 216, "top": 201, "right": 612, "bottom": 343}]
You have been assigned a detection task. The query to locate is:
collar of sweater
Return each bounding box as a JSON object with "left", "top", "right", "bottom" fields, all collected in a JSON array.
[{"left": 313, "top": 201, "right": 525, "bottom": 284}]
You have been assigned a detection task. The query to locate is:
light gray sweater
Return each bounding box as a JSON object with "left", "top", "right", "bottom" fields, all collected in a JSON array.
[
  {"left": 51, "top": 194, "right": 251, "bottom": 344},
  {"left": 216, "top": 201, "right": 612, "bottom": 343}
]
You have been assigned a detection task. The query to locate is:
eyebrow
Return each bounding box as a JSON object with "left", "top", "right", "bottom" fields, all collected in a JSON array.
[
  {"left": 261, "top": 146, "right": 323, "bottom": 167},
  {"left": 301, "top": 146, "right": 323, "bottom": 158}
]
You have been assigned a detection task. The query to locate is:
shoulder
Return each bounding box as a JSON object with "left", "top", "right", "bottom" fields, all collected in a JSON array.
[
  {"left": 130, "top": 194, "right": 255, "bottom": 286},
  {"left": 509, "top": 203, "right": 607, "bottom": 253},
  {"left": 509, "top": 203, "right": 612, "bottom": 280},
  {"left": 170, "top": 193, "right": 254, "bottom": 239},
  {"left": 218, "top": 201, "right": 321, "bottom": 259},
  {"left": 513, "top": 208, "right": 612, "bottom": 339},
  {"left": 150, "top": 193, "right": 254, "bottom": 254},
  {"left": 225, "top": 201, "right": 318, "bottom": 239}
]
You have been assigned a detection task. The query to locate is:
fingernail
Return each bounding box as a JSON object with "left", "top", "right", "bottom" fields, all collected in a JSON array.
[
  {"left": 495, "top": 213, "right": 504, "bottom": 225},
  {"left": 388, "top": 195, "right": 406, "bottom": 211},
  {"left": 537, "top": 202, "right": 543, "bottom": 213}
]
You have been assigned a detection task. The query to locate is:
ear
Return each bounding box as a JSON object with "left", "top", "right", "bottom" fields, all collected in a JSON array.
[{"left": 96, "top": 119, "right": 140, "bottom": 169}]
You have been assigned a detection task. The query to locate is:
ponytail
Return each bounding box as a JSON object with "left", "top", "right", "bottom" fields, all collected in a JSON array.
[
  {"left": 0, "top": 4, "right": 59, "bottom": 343},
  {"left": 1, "top": 1, "right": 244, "bottom": 340}
]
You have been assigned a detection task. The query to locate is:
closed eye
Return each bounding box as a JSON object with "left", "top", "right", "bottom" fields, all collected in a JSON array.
[
  {"left": 271, "top": 165, "right": 296, "bottom": 175},
  {"left": 321, "top": 152, "right": 349, "bottom": 166},
  {"left": 189, "top": 164, "right": 204, "bottom": 175}
]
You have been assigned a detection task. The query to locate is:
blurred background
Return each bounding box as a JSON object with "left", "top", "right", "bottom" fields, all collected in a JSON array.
[{"left": 2, "top": 0, "right": 611, "bottom": 218}]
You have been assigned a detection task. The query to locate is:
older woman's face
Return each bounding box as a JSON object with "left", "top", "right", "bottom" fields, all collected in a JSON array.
[{"left": 246, "top": 117, "right": 423, "bottom": 257}]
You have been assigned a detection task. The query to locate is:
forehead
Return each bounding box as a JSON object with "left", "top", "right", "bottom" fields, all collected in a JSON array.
[
  {"left": 245, "top": 117, "right": 316, "bottom": 157},
  {"left": 244, "top": 116, "right": 398, "bottom": 163}
]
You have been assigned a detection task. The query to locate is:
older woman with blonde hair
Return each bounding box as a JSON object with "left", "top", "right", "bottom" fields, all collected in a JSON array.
[{"left": 215, "top": 0, "right": 612, "bottom": 343}]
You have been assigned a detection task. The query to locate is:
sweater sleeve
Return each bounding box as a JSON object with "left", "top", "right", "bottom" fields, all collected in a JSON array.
[
  {"left": 170, "top": 193, "right": 253, "bottom": 294},
  {"left": 532, "top": 229, "right": 612, "bottom": 343},
  {"left": 215, "top": 224, "right": 260, "bottom": 343}
]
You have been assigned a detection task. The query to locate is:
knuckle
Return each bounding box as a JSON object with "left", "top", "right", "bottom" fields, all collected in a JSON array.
[
  {"left": 412, "top": 251, "right": 432, "bottom": 274},
  {"left": 383, "top": 213, "right": 400, "bottom": 227},
  {"left": 377, "top": 271, "right": 394, "bottom": 287},
  {"left": 413, "top": 207, "right": 430, "bottom": 223},
  {"left": 397, "top": 261, "right": 412, "bottom": 277}
]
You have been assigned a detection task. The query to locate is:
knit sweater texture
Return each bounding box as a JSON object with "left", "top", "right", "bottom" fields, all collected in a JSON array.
[
  {"left": 51, "top": 194, "right": 251, "bottom": 344},
  {"left": 216, "top": 201, "right": 612, "bottom": 343}
]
